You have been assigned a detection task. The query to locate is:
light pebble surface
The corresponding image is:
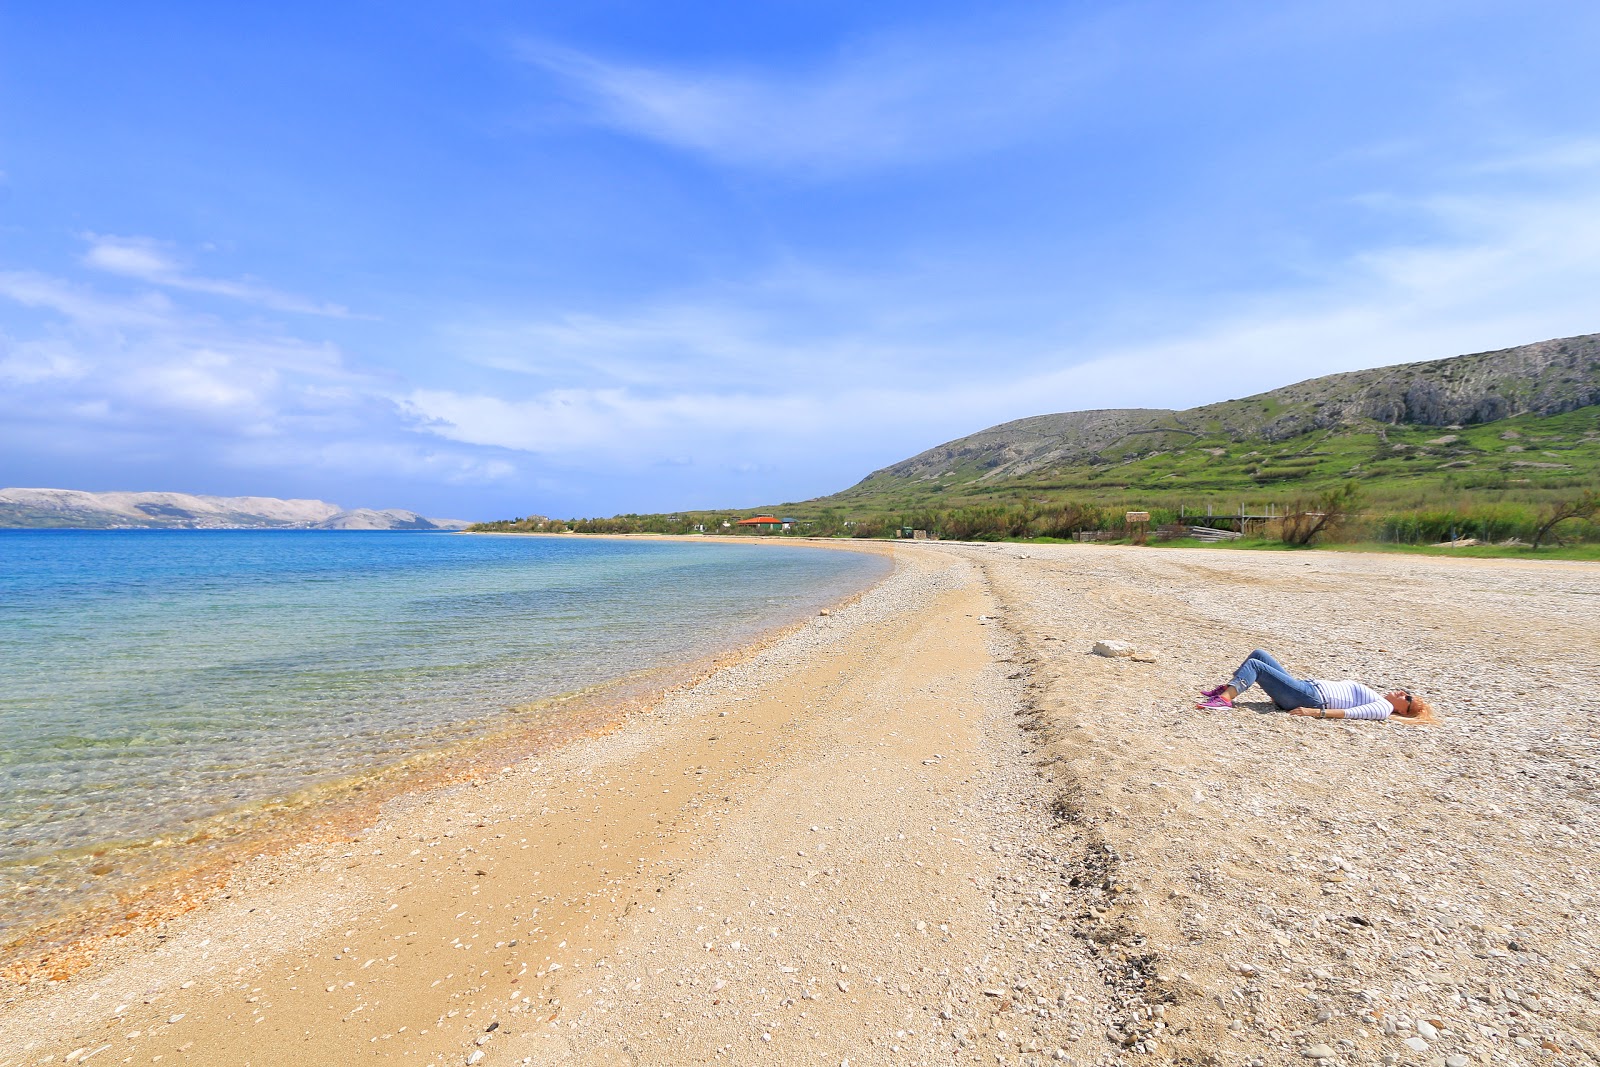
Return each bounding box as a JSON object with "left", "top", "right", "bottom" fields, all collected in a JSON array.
[
  {"left": 956, "top": 541, "right": 1600, "bottom": 1066},
  {"left": 1, "top": 540, "right": 1596, "bottom": 1067}
]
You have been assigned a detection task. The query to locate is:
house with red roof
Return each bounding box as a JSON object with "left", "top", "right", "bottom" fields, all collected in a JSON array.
[{"left": 734, "top": 515, "right": 794, "bottom": 531}]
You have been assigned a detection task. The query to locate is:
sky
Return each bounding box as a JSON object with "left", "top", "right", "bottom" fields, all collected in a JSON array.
[{"left": 3, "top": 2, "right": 1600, "bottom": 520}]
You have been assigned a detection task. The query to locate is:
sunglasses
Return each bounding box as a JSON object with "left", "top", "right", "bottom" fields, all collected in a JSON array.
[{"left": 1399, "top": 690, "right": 1414, "bottom": 714}]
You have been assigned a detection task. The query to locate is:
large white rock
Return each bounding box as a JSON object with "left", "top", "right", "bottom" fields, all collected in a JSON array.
[{"left": 1092, "top": 640, "right": 1135, "bottom": 658}]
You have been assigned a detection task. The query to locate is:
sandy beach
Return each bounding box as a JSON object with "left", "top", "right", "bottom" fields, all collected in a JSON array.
[{"left": 2, "top": 542, "right": 1597, "bottom": 1067}]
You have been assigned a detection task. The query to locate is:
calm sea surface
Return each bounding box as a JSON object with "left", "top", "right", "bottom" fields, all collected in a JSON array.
[{"left": 0, "top": 531, "right": 888, "bottom": 930}]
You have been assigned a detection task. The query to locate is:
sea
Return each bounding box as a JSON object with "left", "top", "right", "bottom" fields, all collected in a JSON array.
[{"left": 0, "top": 530, "right": 890, "bottom": 946}]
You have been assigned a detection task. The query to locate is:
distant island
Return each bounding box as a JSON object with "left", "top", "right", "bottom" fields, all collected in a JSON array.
[{"left": 0, "top": 488, "right": 472, "bottom": 531}]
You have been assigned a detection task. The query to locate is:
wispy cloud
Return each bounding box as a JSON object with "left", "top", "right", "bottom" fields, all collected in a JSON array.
[
  {"left": 0, "top": 257, "right": 513, "bottom": 492},
  {"left": 518, "top": 13, "right": 1114, "bottom": 174},
  {"left": 0, "top": 270, "right": 340, "bottom": 435},
  {"left": 514, "top": 3, "right": 1467, "bottom": 177},
  {"left": 81, "top": 234, "right": 356, "bottom": 317},
  {"left": 407, "top": 151, "right": 1600, "bottom": 491}
]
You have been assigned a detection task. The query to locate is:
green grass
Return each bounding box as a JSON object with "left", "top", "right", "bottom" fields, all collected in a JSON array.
[{"left": 810, "top": 406, "right": 1600, "bottom": 515}]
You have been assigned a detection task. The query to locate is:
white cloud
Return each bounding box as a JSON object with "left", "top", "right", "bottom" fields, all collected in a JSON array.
[
  {"left": 0, "top": 246, "right": 526, "bottom": 501},
  {"left": 408, "top": 156, "right": 1600, "bottom": 481},
  {"left": 1466, "top": 137, "right": 1600, "bottom": 176},
  {"left": 0, "top": 270, "right": 180, "bottom": 331},
  {"left": 519, "top": 14, "right": 1112, "bottom": 174},
  {"left": 516, "top": 3, "right": 1466, "bottom": 177},
  {"left": 401, "top": 386, "right": 819, "bottom": 456},
  {"left": 81, "top": 234, "right": 356, "bottom": 318},
  {"left": 83, "top": 236, "right": 177, "bottom": 278},
  {"left": 1001, "top": 184, "right": 1600, "bottom": 416},
  {"left": 2, "top": 263, "right": 354, "bottom": 435},
  {"left": 222, "top": 437, "right": 520, "bottom": 487},
  {"left": 0, "top": 336, "right": 87, "bottom": 385}
]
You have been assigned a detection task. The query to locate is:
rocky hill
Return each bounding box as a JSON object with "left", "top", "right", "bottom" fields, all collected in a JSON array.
[
  {"left": 0, "top": 489, "right": 471, "bottom": 530},
  {"left": 822, "top": 332, "right": 1600, "bottom": 507}
]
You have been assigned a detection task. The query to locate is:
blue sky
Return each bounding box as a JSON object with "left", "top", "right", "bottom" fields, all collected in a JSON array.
[{"left": 3, "top": 2, "right": 1599, "bottom": 519}]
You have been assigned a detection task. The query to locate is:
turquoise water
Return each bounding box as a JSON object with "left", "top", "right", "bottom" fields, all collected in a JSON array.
[{"left": 0, "top": 531, "right": 887, "bottom": 931}]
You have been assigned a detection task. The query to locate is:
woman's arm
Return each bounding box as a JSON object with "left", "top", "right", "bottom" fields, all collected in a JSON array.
[{"left": 1289, "top": 701, "right": 1391, "bottom": 720}]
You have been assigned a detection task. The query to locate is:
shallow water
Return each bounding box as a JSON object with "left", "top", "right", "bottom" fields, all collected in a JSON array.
[{"left": 0, "top": 531, "right": 887, "bottom": 935}]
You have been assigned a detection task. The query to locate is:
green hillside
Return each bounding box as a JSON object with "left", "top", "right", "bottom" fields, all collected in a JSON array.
[
  {"left": 475, "top": 332, "right": 1600, "bottom": 547},
  {"left": 818, "top": 405, "right": 1600, "bottom": 514},
  {"left": 813, "top": 331, "right": 1600, "bottom": 514}
]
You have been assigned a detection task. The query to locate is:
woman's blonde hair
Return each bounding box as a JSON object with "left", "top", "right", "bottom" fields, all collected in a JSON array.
[{"left": 1393, "top": 695, "right": 1438, "bottom": 726}]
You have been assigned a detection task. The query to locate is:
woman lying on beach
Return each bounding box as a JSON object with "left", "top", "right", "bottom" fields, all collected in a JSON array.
[{"left": 1195, "top": 649, "right": 1435, "bottom": 723}]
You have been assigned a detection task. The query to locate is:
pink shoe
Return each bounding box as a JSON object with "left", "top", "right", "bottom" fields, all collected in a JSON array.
[
  {"left": 1194, "top": 695, "right": 1234, "bottom": 710},
  {"left": 1198, "top": 684, "right": 1228, "bottom": 700}
]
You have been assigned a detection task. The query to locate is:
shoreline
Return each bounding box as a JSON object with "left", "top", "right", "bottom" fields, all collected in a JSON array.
[
  {"left": 3, "top": 542, "right": 1595, "bottom": 1066},
  {"left": 0, "top": 538, "right": 897, "bottom": 989}
]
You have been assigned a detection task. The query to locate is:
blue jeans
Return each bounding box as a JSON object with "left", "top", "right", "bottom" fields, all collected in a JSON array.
[{"left": 1230, "top": 650, "right": 1323, "bottom": 711}]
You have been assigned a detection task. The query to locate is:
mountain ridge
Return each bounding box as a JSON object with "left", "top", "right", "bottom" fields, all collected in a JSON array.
[
  {"left": 823, "top": 331, "right": 1600, "bottom": 506},
  {"left": 0, "top": 488, "right": 471, "bottom": 530}
]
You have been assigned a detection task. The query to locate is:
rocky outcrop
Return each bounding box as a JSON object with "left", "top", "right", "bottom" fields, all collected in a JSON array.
[
  {"left": 845, "top": 332, "right": 1600, "bottom": 491},
  {"left": 1195, "top": 332, "right": 1600, "bottom": 440}
]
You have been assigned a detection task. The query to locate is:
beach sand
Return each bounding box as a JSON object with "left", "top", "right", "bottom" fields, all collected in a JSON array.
[{"left": 2, "top": 542, "right": 1596, "bottom": 1066}]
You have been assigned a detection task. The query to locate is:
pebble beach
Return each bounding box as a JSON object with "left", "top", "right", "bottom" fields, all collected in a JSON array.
[{"left": 1, "top": 541, "right": 1595, "bottom": 1066}]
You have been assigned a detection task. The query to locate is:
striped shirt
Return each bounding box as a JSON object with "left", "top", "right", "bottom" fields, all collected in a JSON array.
[{"left": 1311, "top": 680, "right": 1392, "bottom": 720}]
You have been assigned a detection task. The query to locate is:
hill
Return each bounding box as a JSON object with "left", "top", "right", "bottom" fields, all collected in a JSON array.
[
  {"left": 0, "top": 489, "right": 471, "bottom": 530},
  {"left": 814, "top": 332, "right": 1600, "bottom": 511}
]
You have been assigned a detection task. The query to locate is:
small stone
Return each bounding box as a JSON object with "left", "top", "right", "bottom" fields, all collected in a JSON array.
[
  {"left": 1092, "top": 640, "right": 1135, "bottom": 658},
  {"left": 1446, "top": 1056, "right": 1470, "bottom": 1067},
  {"left": 467, "top": 1052, "right": 485, "bottom": 1066},
  {"left": 837, "top": 980, "right": 849, "bottom": 992},
  {"left": 1404, "top": 1035, "right": 1428, "bottom": 1051},
  {"left": 1301, "top": 1044, "right": 1335, "bottom": 1059},
  {"left": 1415, "top": 1019, "right": 1438, "bottom": 1040}
]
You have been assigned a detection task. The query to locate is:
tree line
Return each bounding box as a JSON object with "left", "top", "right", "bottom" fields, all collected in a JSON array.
[{"left": 471, "top": 486, "right": 1599, "bottom": 548}]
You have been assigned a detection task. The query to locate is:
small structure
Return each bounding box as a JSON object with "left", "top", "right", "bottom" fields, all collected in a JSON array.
[
  {"left": 735, "top": 515, "right": 788, "bottom": 532},
  {"left": 1125, "top": 510, "right": 1151, "bottom": 545},
  {"left": 1178, "top": 503, "right": 1285, "bottom": 535}
]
